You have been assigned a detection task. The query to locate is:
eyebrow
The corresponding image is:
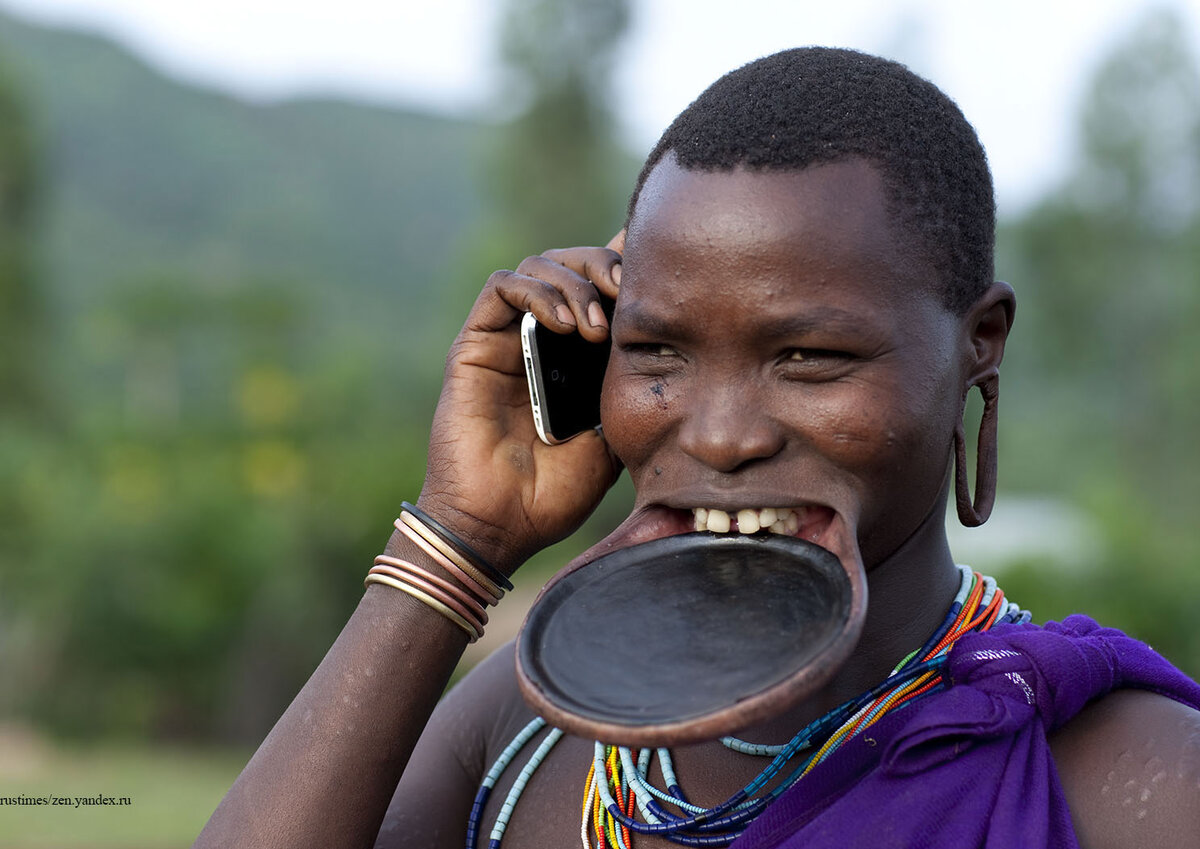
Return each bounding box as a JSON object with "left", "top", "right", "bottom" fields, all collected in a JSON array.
[{"left": 617, "top": 301, "right": 873, "bottom": 340}]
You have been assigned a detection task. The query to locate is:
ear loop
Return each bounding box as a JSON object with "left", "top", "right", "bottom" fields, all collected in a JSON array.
[{"left": 954, "top": 372, "right": 999, "bottom": 527}]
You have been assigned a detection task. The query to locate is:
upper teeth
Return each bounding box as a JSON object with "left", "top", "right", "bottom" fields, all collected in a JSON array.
[{"left": 693, "top": 507, "right": 804, "bottom": 536}]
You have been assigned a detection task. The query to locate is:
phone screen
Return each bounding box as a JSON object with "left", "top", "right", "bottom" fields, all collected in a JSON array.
[{"left": 522, "top": 296, "right": 615, "bottom": 444}]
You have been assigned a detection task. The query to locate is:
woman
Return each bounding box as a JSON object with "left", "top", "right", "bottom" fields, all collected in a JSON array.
[{"left": 195, "top": 48, "right": 1200, "bottom": 849}]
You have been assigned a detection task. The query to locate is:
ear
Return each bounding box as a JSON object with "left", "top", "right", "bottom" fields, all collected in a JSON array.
[
  {"left": 964, "top": 281, "right": 1016, "bottom": 383},
  {"left": 953, "top": 281, "right": 1015, "bottom": 527}
]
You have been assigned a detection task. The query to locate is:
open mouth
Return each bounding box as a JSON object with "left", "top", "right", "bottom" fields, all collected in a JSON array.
[{"left": 573, "top": 502, "right": 841, "bottom": 570}]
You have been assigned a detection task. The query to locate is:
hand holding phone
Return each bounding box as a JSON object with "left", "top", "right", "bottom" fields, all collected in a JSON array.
[{"left": 416, "top": 236, "right": 623, "bottom": 573}]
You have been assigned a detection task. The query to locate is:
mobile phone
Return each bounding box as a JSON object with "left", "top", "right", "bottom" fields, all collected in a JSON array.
[{"left": 521, "top": 295, "right": 616, "bottom": 445}]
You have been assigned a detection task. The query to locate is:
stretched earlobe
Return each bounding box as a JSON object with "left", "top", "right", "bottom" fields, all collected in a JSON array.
[{"left": 954, "top": 372, "right": 999, "bottom": 527}]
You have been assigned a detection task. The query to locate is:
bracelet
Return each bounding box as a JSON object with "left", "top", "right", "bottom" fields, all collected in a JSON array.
[
  {"left": 367, "top": 505, "right": 513, "bottom": 643},
  {"left": 401, "top": 502, "right": 513, "bottom": 591},
  {"left": 372, "top": 555, "right": 489, "bottom": 626},
  {"left": 389, "top": 520, "right": 501, "bottom": 605},
  {"left": 396, "top": 513, "right": 505, "bottom": 603},
  {"left": 368, "top": 565, "right": 485, "bottom": 635},
  {"left": 364, "top": 572, "right": 481, "bottom": 642}
]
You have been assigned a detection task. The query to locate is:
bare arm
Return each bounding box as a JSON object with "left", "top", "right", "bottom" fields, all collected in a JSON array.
[
  {"left": 194, "top": 239, "right": 624, "bottom": 849},
  {"left": 194, "top": 549, "right": 469, "bottom": 849},
  {"left": 1052, "top": 688, "right": 1200, "bottom": 849}
]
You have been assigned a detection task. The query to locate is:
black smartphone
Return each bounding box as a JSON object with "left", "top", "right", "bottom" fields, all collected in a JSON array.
[{"left": 520, "top": 295, "right": 616, "bottom": 445}]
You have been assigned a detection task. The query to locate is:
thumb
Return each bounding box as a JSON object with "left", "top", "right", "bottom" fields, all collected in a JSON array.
[{"left": 606, "top": 229, "right": 626, "bottom": 255}]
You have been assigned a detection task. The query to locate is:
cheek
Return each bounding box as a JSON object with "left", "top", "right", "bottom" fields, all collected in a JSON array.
[
  {"left": 799, "top": 382, "right": 956, "bottom": 477},
  {"left": 600, "top": 369, "right": 675, "bottom": 470}
]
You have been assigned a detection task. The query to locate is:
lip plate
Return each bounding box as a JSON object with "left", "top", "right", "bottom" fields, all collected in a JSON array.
[{"left": 515, "top": 532, "right": 864, "bottom": 747}]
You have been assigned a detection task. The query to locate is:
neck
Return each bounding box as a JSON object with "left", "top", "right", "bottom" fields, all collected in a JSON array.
[{"left": 738, "top": 489, "right": 961, "bottom": 742}]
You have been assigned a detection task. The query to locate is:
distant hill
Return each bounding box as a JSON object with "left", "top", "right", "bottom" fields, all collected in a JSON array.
[{"left": 0, "top": 9, "right": 493, "bottom": 339}]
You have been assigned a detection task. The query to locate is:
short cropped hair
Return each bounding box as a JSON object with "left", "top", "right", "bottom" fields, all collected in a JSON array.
[{"left": 627, "top": 47, "right": 994, "bottom": 314}]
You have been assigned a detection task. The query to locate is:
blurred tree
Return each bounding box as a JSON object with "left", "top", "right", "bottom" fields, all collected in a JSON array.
[
  {"left": 998, "top": 7, "right": 1200, "bottom": 676},
  {"left": 489, "top": 0, "right": 633, "bottom": 253},
  {"left": 1004, "top": 7, "right": 1200, "bottom": 511},
  {"left": 1075, "top": 11, "right": 1200, "bottom": 228},
  {"left": 0, "top": 14, "right": 545, "bottom": 743},
  {"left": 0, "top": 55, "right": 47, "bottom": 723},
  {"left": 15, "top": 270, "right": 434, "bottom": 741},
  {"left": 0, "top": 56, "right": 44, "bottom": 417}
]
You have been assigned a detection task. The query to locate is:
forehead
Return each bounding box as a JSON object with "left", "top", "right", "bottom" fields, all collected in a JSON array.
[{"left": 623, "top": 156, "right": 936, "bottom": 310}]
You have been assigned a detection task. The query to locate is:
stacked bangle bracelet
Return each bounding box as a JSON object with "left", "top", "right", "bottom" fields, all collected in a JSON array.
[
  {"left": 400, "top": 502, "right": 513, "bottom": 591},
  {"left": 394, "top": 514, "right": 504, "bottom": 604},
  {"left": 363, "top": 504, "right": 508, "bottom": 643}
]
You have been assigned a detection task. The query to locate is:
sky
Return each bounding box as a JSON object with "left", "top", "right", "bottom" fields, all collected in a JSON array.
[{"left": 2, "top": 0, "right": 1199, "bottom": 214}]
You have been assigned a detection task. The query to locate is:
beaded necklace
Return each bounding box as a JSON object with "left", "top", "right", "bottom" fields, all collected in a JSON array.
[{"left": 467, "top": 565, "right": 1029, "bottom": 849}]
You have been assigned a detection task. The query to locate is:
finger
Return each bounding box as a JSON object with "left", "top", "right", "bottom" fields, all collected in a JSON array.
[
  {"left": 538, "top": 246, "right": 622, "bottom": 309},
  {"left": 480, "top": 268, "right": 592, "bottom": 338},
  {"left": 605, "top": 230, "right": 625, "bottom": 289},
  {"left": 460, "top": 270, "right": 527, "bottom": 334},
  {"left": 459, "top": 269, "right": 568, "bottom": 337},
  {"left": 515, "top": 254, "right": 612, "bottom": 341}
]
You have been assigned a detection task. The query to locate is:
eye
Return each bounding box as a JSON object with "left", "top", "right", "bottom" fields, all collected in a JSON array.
[
  {"left": 624, "top": 343, "right": 681, "bottom": 358},
  {"left": 785, "top": 348, "right": 851, "bottom": 362},
  {"left": 779, "top": 348, "right": 856, "bottom": 379},
  {"left": 643, "top": 344, "right": 679, "bottom": 357},
  {"left": 617, "top": 342, "right": 687, "bottom": 377}
]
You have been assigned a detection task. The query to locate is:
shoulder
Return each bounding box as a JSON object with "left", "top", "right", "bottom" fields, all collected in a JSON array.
[{"left": 1050, "top": 688, "right": 1200, "bottom": 849}]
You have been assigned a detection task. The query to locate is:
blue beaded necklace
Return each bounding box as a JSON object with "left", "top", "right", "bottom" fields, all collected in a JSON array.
[{"left": 467, "top": 565, "right": 1029, "bottom": 848}]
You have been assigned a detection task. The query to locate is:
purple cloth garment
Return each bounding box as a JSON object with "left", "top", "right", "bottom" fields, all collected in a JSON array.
[{"left": 732, "top": 615, "right": 1200, "bottom": 849}]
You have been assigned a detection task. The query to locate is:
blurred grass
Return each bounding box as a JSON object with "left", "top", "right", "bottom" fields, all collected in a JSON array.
[{"left": 0, "top": 727, "right": 247, "bottom": 848}]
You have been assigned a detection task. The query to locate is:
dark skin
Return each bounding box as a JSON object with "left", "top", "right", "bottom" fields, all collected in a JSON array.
[{"left": 195, "top": 157, "right": 1200, "bottom": 849}]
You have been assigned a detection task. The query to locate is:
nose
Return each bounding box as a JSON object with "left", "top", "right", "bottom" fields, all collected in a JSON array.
[{"left": 676, "top": 382, "right": 785, "bottom": 473}]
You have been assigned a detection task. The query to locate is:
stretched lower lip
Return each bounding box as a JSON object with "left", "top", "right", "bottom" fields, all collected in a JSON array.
[{"left": 519, "top": 501, "right": 870, "bottom": 744}]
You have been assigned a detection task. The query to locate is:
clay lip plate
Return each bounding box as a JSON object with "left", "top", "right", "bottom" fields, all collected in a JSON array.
[{"left": 515, "top": 532, "right": 864, "bottom": 747}]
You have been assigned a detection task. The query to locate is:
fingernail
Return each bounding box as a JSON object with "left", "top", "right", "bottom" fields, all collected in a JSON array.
[
  {"left": 612, "top": 262, "right": 622, "bottom": 287},
  {"left": 587, "top": 301, "right": 607, "bottom": 328},
  {"left": 555, "top": 304, "right": 576, "bottom": 326}
]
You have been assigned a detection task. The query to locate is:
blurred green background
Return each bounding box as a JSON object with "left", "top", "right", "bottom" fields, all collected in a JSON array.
[{"left": 2, "top": 1, "right": 1200, "bottom": 845}]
